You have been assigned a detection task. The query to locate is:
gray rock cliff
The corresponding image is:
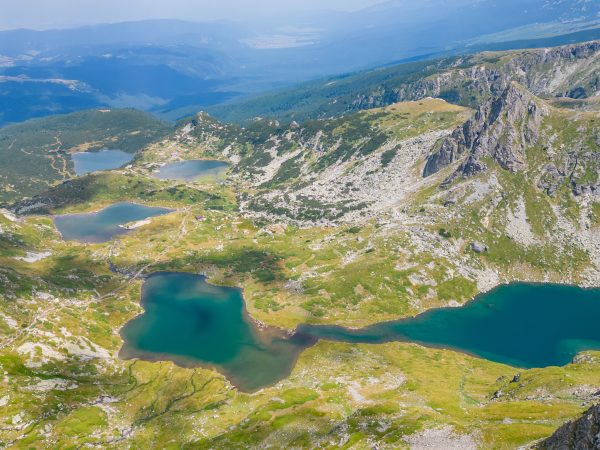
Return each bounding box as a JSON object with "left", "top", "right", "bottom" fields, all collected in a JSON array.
[
  {"left": 423, "top": 82, "right": 546, "bottom": 178},
  {"left": 536, "top": 404, "right": 600, "bottom": 450}
]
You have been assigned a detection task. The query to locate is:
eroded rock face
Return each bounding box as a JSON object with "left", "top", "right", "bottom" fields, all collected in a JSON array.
[
  {"left": 536, "top": 404, "right": 600, "bottom": 450},
  {"left": 423, "top": 83, "right": 546, "bottom": 178}
]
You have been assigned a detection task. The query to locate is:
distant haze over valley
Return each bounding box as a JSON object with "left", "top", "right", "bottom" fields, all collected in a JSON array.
[{"left": 0, "top": 0, "right": 599, "bottom": 127}]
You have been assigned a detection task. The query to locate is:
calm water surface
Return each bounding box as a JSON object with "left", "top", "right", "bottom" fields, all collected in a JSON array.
[
  {"left": 72, "top": 150, "right": 134, "bottom": 175},
  {"left": 154, "top": 160, "right": 229, "bottom": 182},
  {"left": 120, "top": 273, "right": 600, "bottom": 392},
  {"left": 54, "top": 202, "right": 172, "bottom": 243}
]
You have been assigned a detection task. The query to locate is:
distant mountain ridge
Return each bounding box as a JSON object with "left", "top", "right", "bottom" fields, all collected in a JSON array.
[
  {"left": 210, "top": 37, "right": 600, "bottom": 123},
  {"left": 1, "top": 0, "right": 599, "bottom": 126}
]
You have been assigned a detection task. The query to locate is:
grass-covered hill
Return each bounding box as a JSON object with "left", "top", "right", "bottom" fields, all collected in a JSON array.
[
  {"left": 209, "top": 39, "right": 600, "bottom": 124},
  {"left": 0, "top": 109, "right": 170, "bottom": 203}
]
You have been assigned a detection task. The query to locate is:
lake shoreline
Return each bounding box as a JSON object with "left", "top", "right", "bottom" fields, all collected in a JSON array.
[{"left": 119, "top": 272, "right": 600, "bottom": 392}]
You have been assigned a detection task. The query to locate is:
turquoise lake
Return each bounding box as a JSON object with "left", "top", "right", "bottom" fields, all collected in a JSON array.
[
  {"left": 54, "top": 202, "right": 172, "bottom": 243},
  {"left": 72, "top": 149, "right": 134, "bottom": 175},
  {"left": 153, "top": 160, "right": 229, "bottom": 182},
  {"left": 119, "top": 273, "right": 600, "bottom": 392}
]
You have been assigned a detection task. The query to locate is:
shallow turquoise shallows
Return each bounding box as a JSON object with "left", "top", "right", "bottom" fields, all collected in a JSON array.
[
  {"left": 54, "top": 202, "right": 172, "bottom": 243},
  {"left": 72, "top": 149, "right": 134, "bottom": 175},
  {"left": 119, "top": 273, "right": 600, "bottom": 392},
  {"left": 153, "top": 160, "right": 229, "bottom": 181}
]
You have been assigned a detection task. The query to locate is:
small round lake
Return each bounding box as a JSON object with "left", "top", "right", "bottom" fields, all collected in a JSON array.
[
  {"left": 54, "top": 202, "right": 172, "bottom": 243},
  {"left": 153, "top": 160, "right": 229, "bottom": 182},
  {"left": 120, "top": 274, "right": 600, "bottom": 392},
  {"left": 72, "top": 150, "right": 134, "bottom": 175}
]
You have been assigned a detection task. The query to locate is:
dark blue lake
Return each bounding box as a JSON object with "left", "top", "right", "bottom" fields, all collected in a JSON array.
[
  {"left": 54, "top": 202, "right": 172, "bottom": 243},
  {"left": 72, "top": 150, "right": 134, "bottom": 175},
  {"left": 120, "top": 273, "right": 600, "bottom": 392}
]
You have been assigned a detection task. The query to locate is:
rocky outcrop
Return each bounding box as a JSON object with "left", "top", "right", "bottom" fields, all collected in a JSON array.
[
  {"left": 423, "top": 83, "right": 546, "bottom": 178},
  {"left": 538, "top": 151, "right": 600, "bottom": 198},
  {"left": 536, "top": 404, "right": 600, "bottom": 450},
  {"left": 538, "top": 164, "right": 566, "bottom": 197}
]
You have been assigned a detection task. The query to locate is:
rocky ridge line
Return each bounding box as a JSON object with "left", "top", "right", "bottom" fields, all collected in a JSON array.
[{"left": 352, "top": 40, "right": 600, "bottom": 112}]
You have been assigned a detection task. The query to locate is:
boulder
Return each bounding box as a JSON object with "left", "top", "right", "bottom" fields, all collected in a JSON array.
[{"left": 471, "top": 242, "right": 488, "bottom": 253}]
